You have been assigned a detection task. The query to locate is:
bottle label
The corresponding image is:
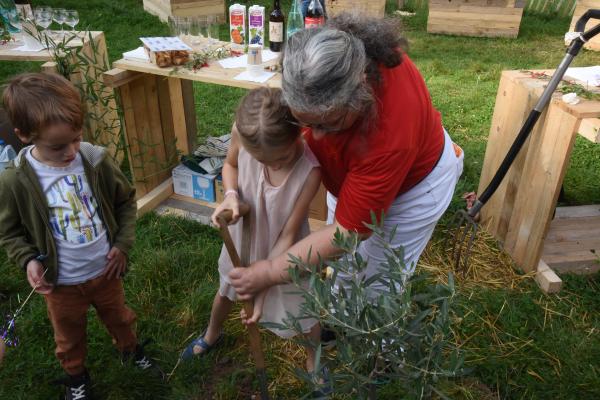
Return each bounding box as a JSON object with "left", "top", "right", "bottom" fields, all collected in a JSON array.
[
  {"left": 305, "top": 16, "right": 324, "bottom": 29},
  {"left": 269, "top": 21, "right": 284, "bottom": 42}
]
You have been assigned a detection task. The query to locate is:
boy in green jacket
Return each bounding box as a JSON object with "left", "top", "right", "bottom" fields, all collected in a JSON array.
[{"left": 0, "top": 73, "right": 158, "bottom": 399}]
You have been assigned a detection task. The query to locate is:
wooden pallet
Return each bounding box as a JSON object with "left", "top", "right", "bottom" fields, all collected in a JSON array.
[
  {"left": 325, "top": 0, "right": 386, "bottom": 19},
  {"left": 143, "top": 0, "right": 225, "bottom": 23},
  {"left": 568, "top": 0, "right": 600, "bottom": 51},
  {"left": 478, "top": 70, "right": 600, "bottom": 292},
  {"left": 427, "top": 0, "right": 525, "bottom": 38}
]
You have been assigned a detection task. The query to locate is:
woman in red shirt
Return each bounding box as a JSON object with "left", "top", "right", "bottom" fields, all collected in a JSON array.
[{"left": 225, "top": 14, "right": 463, "bottom": 313}]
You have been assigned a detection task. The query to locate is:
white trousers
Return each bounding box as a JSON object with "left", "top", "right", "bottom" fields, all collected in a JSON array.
[{"left": 328, "top": 130, "right": 464, "bottom": 292}]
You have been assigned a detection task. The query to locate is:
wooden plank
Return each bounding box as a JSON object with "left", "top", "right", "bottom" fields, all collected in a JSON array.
[
  {"left": 554, "top": 205, "right": 600, "bottom": 219},
  {"left": 113, "top": 55, "right": 282, "bottom": 90},
  {"left": 479, "top": 71, "right": 540, "bottom": 241},
  {"left": 118, "top": 83, "right": 148, "bottom": 197},
  {"left": 535, "top": 260, "right": 562, "bottom": 294},
  {"left": 103, "top": 68, "right": 143, "bottom": 88},
  {"left": 168, "top": 77, "right": 192, "bottom": 155},
  {"left": 144, "top": 75, "right": 171, "bottom": 189},
  {"left": 156, "top": 76, "right": 178, "bottom": 174},
  {"left": 137, "top": 177, "right": 174, "bottom": 216},
  {"left": 542, "top": 251, "right": 600, "bottom": 274},
  {"left": 504, "top": 102, "right": 580, "bottom": 272},
  {"left": 544, "top": 216, "right": 600, "bottom": 241},
  {"left": 181, "top": 79, "right": 198, "bottom": 154},
  {"left": 41, "top": 61, "right": 58, "bottom": 74},
  {"left": 130, "top": 78, "right": 156, "bottom": 197},
  {"left": 577, "top": 117, "right": 600, "bottom": 143}
]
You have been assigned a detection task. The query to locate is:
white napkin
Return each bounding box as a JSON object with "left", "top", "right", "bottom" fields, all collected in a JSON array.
[
  {"left": 123, "top": 46, "right": 150, "bottom": 62},
  {"left": 219, "top": 49, "right": 280, "bottom": 69},
  {"left": 565, "top": 66, "right": 600, "bottom": 87},
  {"left": 13, "top": 44, "right": 45, "bottom": 52},
  {"left": 233, "top": 70, "right": 276, "bottom": 83}
]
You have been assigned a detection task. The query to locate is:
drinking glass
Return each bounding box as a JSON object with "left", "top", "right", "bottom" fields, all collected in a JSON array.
[
  {"left": 64, "top": 10, "right": 78, "bottom": 32},
  {"left": 5, "top": 7, "right": 21, "bottom": 33},
  {"left": 207, "top": 14, "right": 219, "bottom": 44},
  {"left": 34, "top": 8, "right": 52, "bottom": 33},
  {"left": 178, "top": 16, "right": 190, "bottom": 38},
  {"left": 189, "top": 16, "right": 204, "bottom": 45},
  {"left": 52, "top": 8, "right": 66, "bottom": 33}
]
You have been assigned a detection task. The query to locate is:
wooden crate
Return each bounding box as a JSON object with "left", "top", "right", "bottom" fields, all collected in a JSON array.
[
  {"left": 478, "top": 70, "right": 600, "bottom": 291},
  {"left": 568, "top": 0, "right": 600, "bottom": 51},
  {"left": 143, "top": 0, "right": 225, "bottom": 22},
  {"left": 427, "top": 0, "right": 525, "bottom": 38},
  {"left": 325, "top": 0, "right": 386, "bottom": 19}
]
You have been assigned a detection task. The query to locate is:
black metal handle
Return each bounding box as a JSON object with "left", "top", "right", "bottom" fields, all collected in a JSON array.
[{"left": 575, "top": 9, "right": 600, "bottom": 32}]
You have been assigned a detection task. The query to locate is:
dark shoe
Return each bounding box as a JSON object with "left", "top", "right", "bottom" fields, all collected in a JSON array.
[
  {"left": 320, "top": 328, "right": 336, "bottom": 350},
  {"left": 311, "top": 366, "right": 332, "bottom": 399},
  {"left": 122, "top": 339, "right": 164, "bottom": 379},
  {"left": 54, "top": 370, "right": 93, "bottom": 400}
]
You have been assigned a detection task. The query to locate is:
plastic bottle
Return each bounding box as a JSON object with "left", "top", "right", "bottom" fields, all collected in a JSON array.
[{"left": 287, "top": 0, "right": 304, "bottom": 38}]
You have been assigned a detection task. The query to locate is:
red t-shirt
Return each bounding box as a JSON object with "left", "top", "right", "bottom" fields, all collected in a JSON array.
[{"left": 304, "top": 55, "right": 444, "bottom": 233}]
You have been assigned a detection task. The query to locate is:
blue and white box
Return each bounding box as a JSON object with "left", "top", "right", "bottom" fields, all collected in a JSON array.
[{"left": 172, "top": 164, "right": 216, "bottom": 203}]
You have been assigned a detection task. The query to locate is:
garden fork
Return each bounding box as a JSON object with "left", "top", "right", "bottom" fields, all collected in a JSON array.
[
  {"left": 447, "top": 9, "right": 600, "bottom": 273},
  {"left": 216, "top": 204, "right": 270, "bottom": 400}
]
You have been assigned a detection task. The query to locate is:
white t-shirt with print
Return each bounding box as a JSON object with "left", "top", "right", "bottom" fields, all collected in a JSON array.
[{"left": 26, "top": 148, "right": 110, "bottom": 285}]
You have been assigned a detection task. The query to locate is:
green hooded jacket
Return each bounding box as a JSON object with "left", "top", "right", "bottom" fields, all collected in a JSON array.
[{"left": 0, "top": 142, "right": 136, "bottom": 284}]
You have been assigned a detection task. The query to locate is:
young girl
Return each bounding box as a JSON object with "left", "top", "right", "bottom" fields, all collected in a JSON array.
[{"left": 181, "top": 87, "right": 322, "bottom": 374}]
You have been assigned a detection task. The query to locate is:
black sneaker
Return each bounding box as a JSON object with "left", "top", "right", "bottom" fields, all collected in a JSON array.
[
  {"left": 320, "top": 328, "right": 336, "bottom": 350},
  {"left": 54, "top": 370, "right": 93, "bottom": 400},
  {"left": 122, "top": 339, "right": 164, "bottom": 378}
]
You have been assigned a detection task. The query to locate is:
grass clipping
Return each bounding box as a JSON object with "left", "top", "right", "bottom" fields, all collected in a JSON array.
[{"left": 419, "top": 227, "right": 534, "bottom": 290}]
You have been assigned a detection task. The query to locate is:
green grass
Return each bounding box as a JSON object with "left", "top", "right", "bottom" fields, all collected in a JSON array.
[{"left": 2, "top": 1, "right": 600, "bottom": 399}]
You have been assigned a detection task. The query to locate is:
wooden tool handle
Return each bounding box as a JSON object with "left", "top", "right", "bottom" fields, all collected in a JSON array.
[
  {"left": 217, "top": 202, "right": 250, "bottom": 225},
  {"left": 216, "top": 203, "right": 267, "bottom": 371}
]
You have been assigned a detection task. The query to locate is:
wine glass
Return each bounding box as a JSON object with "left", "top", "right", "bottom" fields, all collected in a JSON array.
[
  {"left": 34, "top": 8, "right": 52, "bottom": 36},
  {"left": 52, "top": 8, "right": 66, "bottom": 35},
  {"left": 64, "top": 10, "right": 79, "bottom": 32}
]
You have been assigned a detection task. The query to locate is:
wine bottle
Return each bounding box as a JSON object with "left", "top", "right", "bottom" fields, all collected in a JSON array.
[
  {"left": 305, "top": 0, "right": 324, "bottom": 29},
  {"left": 269, "top": 0, "right": 284, "bottom": 52}
]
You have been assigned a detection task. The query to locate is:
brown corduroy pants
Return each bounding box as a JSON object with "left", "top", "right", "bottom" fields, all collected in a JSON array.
[{"left": 44, "top": 274, "right": 137, "bottom": 376}]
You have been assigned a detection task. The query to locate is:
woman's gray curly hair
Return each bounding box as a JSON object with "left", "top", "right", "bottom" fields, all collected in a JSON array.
[{"left": 282, "top": 13, "right": 407, "bottom": 118}]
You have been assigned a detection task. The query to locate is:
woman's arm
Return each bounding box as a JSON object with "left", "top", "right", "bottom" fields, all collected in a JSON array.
[
  {"left": 229, "top": 212, "right": 372, "bottom": 300},
  {"left": 211, "top": 125, "right": 241, "bottom": 226},
  {"left": 268, "top": 168, "right": 321, "bottom": 259}
]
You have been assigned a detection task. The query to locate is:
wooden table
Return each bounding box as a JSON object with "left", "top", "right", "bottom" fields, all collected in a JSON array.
[
  {"left": 104, "top": 45, "right": 328, "bottom": 226},
  {"left": 478, "top": 69, "right": 600, "bottom": 293},
  {"left": 0, "top": 31, "right": 121, "bottom": 160}
]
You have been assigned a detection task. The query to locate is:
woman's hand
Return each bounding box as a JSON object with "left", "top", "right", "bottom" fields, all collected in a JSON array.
[
  {"left": 229, "top": 259, "right": 275, "bottom": 301},
  {"left": 240, "top": 289, "right": 268, "bottom": 326},
  {"left": 211, "top": 192, "right": 240, "bottom": 226}
]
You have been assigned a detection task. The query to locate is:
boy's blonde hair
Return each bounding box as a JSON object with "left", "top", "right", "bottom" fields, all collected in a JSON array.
[
  {"left": 235, "top": 87, "right": 300, "bottom": 153},
  {"left": 2, "top": 73, "right": 84, "bottom": 141}
]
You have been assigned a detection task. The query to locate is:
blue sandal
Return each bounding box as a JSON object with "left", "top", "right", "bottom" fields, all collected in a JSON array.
[{"left": 180, "top": 329, "right": 223, "bottom": 360}]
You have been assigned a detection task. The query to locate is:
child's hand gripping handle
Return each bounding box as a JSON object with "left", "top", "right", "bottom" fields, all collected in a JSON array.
[{"left": 215, "top": 203, "right": 269, "bottom": 399}]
